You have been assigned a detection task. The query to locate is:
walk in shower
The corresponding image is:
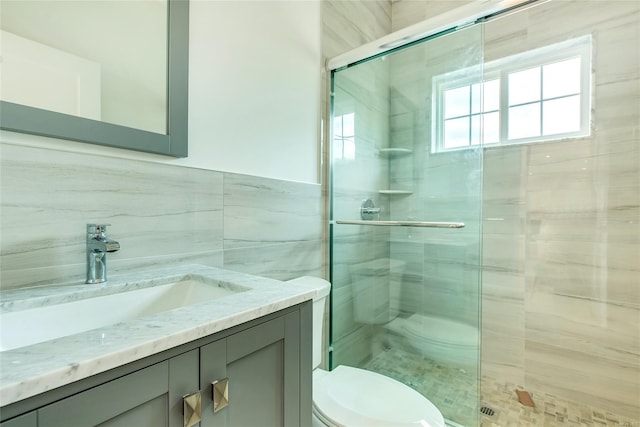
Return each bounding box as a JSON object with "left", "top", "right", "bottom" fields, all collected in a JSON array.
[{"left": 328, "top": 1, "right": 639, "bottom": 426}]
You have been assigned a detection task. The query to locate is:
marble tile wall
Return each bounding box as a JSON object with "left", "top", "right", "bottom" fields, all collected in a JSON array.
[
  {"left": 386, "top": 25, "right": 484, "bottom": 327},
  {"left": 322, "top": 0, "right": 391, "bottom": 59},
  {"left": 330, "top": 62, "right": 393, "bottom": 367},
  {"left": 0, "top": 142, "right": 323, "bottom": 291},
  {"left": 481, "top": 0, "right": 640, "bottom": 419},
  {"left": 481, "top": 146, "right": 528, "bottom": 385},
  {"left": 391, "top": 0, "right": 474, "bottom": 32},
  {"left": 222, "top": 173, "right": 323, "bottom": 280}
]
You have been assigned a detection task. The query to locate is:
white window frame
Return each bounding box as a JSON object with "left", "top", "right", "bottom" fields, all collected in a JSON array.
[{"left": 432, "top": 35, "right": 592, "bottom": 153}]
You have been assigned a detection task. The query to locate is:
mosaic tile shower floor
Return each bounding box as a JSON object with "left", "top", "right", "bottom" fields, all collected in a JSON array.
[{"left": 362, "top": 347, "right": 638, "bottom": 427}]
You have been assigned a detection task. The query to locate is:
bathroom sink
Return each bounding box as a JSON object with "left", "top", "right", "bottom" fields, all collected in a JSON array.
[{"left": 0, "top": 275, "right": 249, "bottom": 352}]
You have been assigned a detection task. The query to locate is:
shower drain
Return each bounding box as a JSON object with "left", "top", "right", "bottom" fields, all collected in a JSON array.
[{"left": 480, "top": 405, "right": 497, "bottom": 417}]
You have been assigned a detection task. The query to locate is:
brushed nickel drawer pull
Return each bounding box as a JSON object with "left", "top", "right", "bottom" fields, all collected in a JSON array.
[
  {"left": 212, "top": 378, "right": 229, "bottom": 413},
  {"left": 183, "top": 391, "right": 202, "bottom": 427}
]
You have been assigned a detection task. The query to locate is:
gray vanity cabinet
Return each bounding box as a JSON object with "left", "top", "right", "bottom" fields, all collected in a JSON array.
[
  {"left": 37, "top": 350, "right": 198, "bottom": 427},
  {"left": 0, "top": 302, "right": 312, "bottom": 427},
  {"left": 0, "top": 413, "right": 36, "bottom": 427},
  {"left": 200, "top": 310, "right": 305, "bottom": 427}
]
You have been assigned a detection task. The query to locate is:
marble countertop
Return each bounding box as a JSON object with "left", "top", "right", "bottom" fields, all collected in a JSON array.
[{"left": 0, "top": 265, "right": 319, "bottom": 406}]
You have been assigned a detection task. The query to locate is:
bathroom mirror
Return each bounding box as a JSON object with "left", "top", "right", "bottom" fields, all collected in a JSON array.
[{"left": 0, "top": 0, "right": 188, "bottom": 157}]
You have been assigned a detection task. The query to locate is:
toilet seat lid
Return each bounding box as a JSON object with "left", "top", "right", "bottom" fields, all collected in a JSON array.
[{"left": 313, "top": 366, "right": 445, "bottom": 427}]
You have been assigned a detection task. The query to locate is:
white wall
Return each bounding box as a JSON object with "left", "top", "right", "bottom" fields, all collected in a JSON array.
[
  {"left": 1, "top": 0, "right": 323, "bottom": 184},
  {"left": 181, "top": 0, "right": 322, "bottom": 183}
]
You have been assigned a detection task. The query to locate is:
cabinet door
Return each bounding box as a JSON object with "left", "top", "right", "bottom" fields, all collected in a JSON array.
[
  {"left": 0, "top": 412, "right": 36, "bottom": 427},
  {"left": 169, "top": 349, "right": 201, "bottom": 427},
  {"left": 38, "top": 350, "right": 199, "bottom": 427},
  {"left": 38, "top": 361, "right": 169, "bottom": 427},
  {"left": 200, "top": 311, "right": 304, "bottom": 427}
]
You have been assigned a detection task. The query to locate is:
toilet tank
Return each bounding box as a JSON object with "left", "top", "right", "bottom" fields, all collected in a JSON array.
[
  {"left": 286, "top": 276, "right": 331, "bottom": 369},
  {"left": 351, "top": 258, "right": 405, "bottom": 324}
]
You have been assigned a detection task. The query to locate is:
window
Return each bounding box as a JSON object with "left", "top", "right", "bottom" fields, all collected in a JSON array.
[
  {"left": 432, "top": 35, "right": 591, "bottom": 152},
  {"left": 333, "top": 112, "right": 356, "bottom": 160}
]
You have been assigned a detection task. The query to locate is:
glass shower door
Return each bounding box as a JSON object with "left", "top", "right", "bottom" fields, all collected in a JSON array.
[{"left": 330, "top": 24, "right": 484, "bottom": 427}]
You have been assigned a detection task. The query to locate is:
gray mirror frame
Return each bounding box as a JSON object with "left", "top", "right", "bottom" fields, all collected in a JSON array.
[{"left": 0, "top": 0, "right": 189, "bottom": 157}]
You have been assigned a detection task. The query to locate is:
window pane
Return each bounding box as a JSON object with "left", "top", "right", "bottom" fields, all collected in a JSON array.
[
  {"left": 509, "top": 67, "right": 541, "bottom": 106},
  {"left": 342, "top": 113, "right": 355, "bottom": 136},
  {"left": 444, "top": 117, "right": 470, "bottom": 148},
  {"left": 471, "top": 115, "right": 481, "bottom": 145},
  {"left": 509, "top": 103, "right": 541, "bottom": 139},
  {"left": 483, "top": 79, "right": 500, "bottom": 112},
  {"left": 543, "top": 95, "right": 581, "bottom": 135},
  {"left": 445, "top": 86, "right": 470, "bottom": 118},
  {"left": 543, "top": 57, "right": 581, "bottom": 99},
  {"left": 483, "top": 111, "right": 500, "bottom": 144},
  {"left": 471, "top": 83, "right": 481, "bottom": 114}
]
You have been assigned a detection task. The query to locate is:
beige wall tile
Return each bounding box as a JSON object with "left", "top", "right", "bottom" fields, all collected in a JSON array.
[
  {"left": 0, "top": 143, "right": 323, "bottom": 290},
  {"left": 481, "top": 0, "right": 640, "bottom": 417}
]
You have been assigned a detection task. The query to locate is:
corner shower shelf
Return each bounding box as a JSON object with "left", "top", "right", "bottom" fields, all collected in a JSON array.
[
  {"left": 379, "top": 148, "right": 412, "bottom": 156},
  {"left": 379, "top": 190, "right": 413, "bottom": 195}
]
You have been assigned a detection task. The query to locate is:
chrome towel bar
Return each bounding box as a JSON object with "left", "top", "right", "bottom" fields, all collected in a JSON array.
[{"left": 334, "top": 220, "right": 465, "bottom": 228}]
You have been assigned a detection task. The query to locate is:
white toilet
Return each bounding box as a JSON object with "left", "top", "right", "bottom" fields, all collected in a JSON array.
[{"left": 287, "top": 277, "right": 446, "bottom": 427}]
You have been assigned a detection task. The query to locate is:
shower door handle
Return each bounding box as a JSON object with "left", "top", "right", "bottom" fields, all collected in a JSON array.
[{"left": 334, "top": 220, "right": 465, "bottom": 228}]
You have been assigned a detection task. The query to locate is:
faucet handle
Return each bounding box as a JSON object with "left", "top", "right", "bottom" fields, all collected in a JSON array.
[{"left": 87, "top": 224, "right": 111, "bottom": 235}]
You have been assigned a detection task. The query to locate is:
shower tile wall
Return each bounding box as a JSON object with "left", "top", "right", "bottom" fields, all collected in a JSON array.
[
  {"left": 481, "top": 146, "right": 527, "bottom": 384},
  {"left": 482, "top": 1, "right": 640, "bottom": 419},
  {"left": 330, "top": 58, "right": 393, "bottom": 367},
  {"left": 387, "top": 27, "right": 483, "bottom": 328},
  {"left": 391, "top": 0, "right": 474, "bottom": 32},
  {"left": 0, "top": 142, "right": 323, "bottom": 291},
  {"left": 390, "top": 0, "right": 640, "bottom": 419},
  {"left": 374, "top": 25, "right": 485, "bottom": 427},
  {"left": 322, "top": 0, "right": 391, "bottom": 59}
]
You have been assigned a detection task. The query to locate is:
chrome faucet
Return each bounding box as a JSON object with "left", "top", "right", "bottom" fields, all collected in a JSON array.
[{"left": 86, "top": 224, "right": 120, "bottom": 284}]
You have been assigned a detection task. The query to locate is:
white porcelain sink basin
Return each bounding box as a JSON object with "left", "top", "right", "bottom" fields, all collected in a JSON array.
[{"left": 0, "top": 275, "right": 248, "bottom": 352}]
